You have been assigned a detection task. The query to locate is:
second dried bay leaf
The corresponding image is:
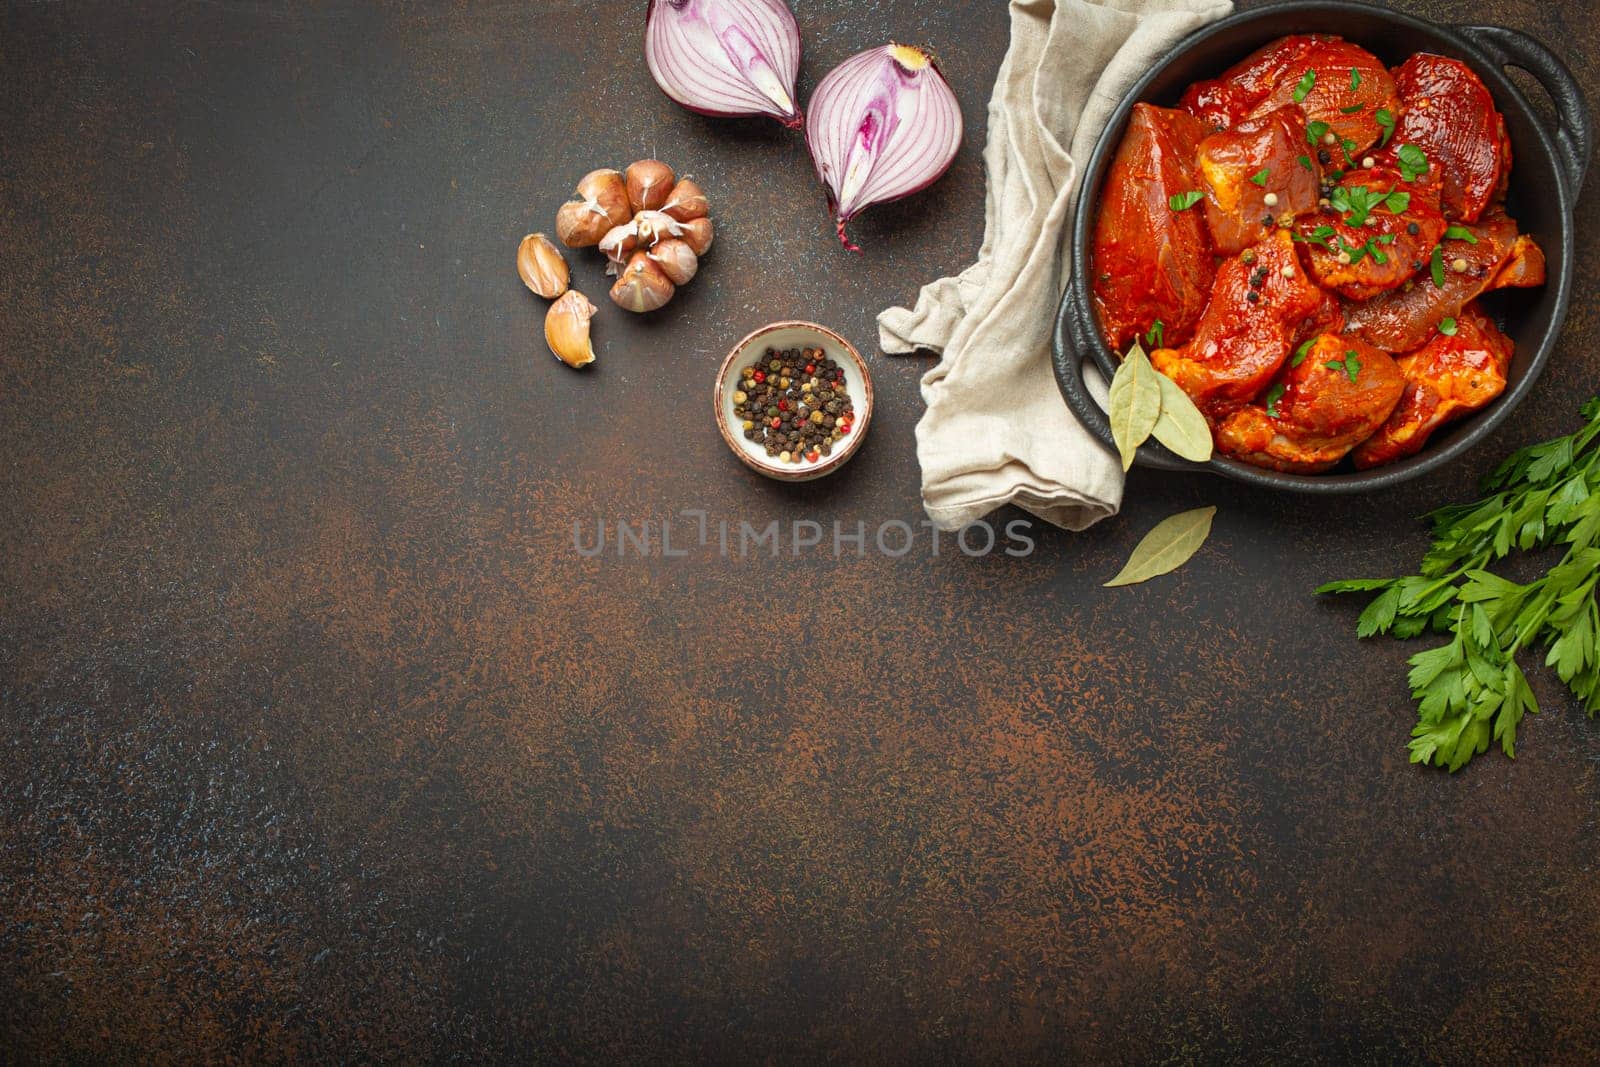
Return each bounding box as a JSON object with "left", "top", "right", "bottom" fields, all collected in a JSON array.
[{"left": 1150, "top": 372, "right": 1214, "bottom": 463}]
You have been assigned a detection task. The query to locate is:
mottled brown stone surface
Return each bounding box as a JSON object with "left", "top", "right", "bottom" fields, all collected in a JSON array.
[{"left": 2, "top": 0, "right": 1599, "bottom": 1061}]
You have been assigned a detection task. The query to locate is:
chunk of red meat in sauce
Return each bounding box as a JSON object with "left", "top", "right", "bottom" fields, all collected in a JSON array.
[
  {"left": 1215, "top": 335, "right": 1404, "bottom": 472},
  {"left": 1148, "top": 230, "right": 1323, "bottom": 419},
  {"left": 1295, "top": 160, "right": 1446, "bottom": 300},
  {"left": 1391, "top": 53, "right": 1511, "bottom": 222},
  {"left": 1490, "top": 234, "right": 1546, "bottom": 289},
  {"left": 1342, "top": 208, "right": 1544, "bottom": 352},
  {"left": 1352, "top": 302, "right": 1513, "bottom": 468},
  {"left": 1197, "top": 105, "right": 1321, "bottom": 255},
  {"left": 1180, "top": 35, "right": 1398, "bottom": 155},
  {"left": 1294, "top": 289, "right": 1346, "bottom": 348},
  {"left": 1091, "top": 103, "right": 1215, "bottom": 352}
]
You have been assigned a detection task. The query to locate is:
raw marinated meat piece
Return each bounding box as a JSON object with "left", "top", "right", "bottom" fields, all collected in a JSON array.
[
  {"left": 1352, "top": 303, "right": 1514, "bottom": 468},
  {"left": 1091, "top": 103, "right": 1215, "bottom": 352},
  {"left": 1390, "top": 53, "right": 1511, "bottom": 222},
  {"left": 1216, "top": 335, "right": 1404, "bottom": 472},
  {"left": 1148, "top": 230, "right": 1323, "bottom": 418}
]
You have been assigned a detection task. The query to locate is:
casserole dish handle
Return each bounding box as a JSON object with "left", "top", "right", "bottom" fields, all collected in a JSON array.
[
  {"left": 1460, "top": 24, "right": 1592, "bottom": 197},
  {"left": 1051, "top": 281, "right": 1207, "bottom": 474}
]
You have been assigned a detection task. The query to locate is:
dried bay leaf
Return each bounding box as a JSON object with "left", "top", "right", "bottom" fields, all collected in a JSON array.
[
  {"left": 1108, "top": 342, "right": 1162, "bottom": 471},
  {"left": 1150, "top": 372, "right": 1214, "bottom": 462},
  {"left": 1104, "top": 506, "right": 1217, "bottom": 587}
]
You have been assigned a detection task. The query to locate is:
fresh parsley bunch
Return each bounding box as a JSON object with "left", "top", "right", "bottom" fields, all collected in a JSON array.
[{"left": 1319, "top": 397, "right": 1600, "bottom": 771}]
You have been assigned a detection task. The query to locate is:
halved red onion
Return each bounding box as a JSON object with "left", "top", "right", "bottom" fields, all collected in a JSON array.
[
  {"left": 645, "top": 0, "right": 803, "bottom": 129},
  {"left": 805, "top": 44, "right": 962, "bottom": 252}
]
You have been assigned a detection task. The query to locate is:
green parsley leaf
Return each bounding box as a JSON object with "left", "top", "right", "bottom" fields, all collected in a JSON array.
[
  {"left": 1319, "top": 396, "right": 1600, "bottom": 771},
  {"left": 1145, "top": 319, "right": 1164, "bottom": 348},
  {"left": 1431, "top": 244, "right": 1446, "bottom": 288},
  {"left": 1374, "top": 108, "right": 1396, "bottom": 147},
  {"left": 1397, "top": 143, "right": 1429, "bottom": 182},
  {"left": 1250, "top": 167, "right": 1271, "bottom": 187},
  {"left": 1330, "top": 184, "right": 1406, "bottom": 228},
  {"left": 1439, "top": 317, "right": 1458, "bottom": 336},
  {"left": 1350, "top": 67, "right": 1362, "bottom": 91},
  {"left": 1444, "top": 224, "right": 1479, "bottom": 244},
  {"left": 1306, "top": 120, "right": 1331, "bottom": 146},
  {"left": 1324, "top": 350, "right": 1361, "bottom": 383},
  {"left": 1264, "top": 382, "right": 1287, "bottom": 418},
  {"left": 1340, "top": 103, "right": 1365, "bottom": 114},
  {"left": 1168, "top": 190, "right": 1204, "bottom": 212},
  {"left": 1340, "top": 235, "right": 1392, "bottom": 266},
  {"left": 1297, "top": 153, "right": 1314, "bottom": 171},
  {"left": 1293, "top": 69, "right": 1316, "bottom": 103},
  {"left": 1291, "top": 337, "right": 1317, "bottom": 368},
  {"left": 1292, "top": 225, "right": 1337, "bottom": 251}
]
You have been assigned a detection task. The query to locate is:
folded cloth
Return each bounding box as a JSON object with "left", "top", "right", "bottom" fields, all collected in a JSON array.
[{"left": 879, "top": 0, "right": 1233, "bottom": 531}]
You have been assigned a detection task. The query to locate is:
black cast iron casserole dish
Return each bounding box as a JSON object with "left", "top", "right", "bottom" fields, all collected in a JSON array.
[{"left": 1052, "top": 0, "right": 1592, "bottom": 492}]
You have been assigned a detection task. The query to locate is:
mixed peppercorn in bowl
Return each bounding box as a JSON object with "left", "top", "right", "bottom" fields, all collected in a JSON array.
[{"left": 714, "top": 321, "right": 873, "bottom": 481}]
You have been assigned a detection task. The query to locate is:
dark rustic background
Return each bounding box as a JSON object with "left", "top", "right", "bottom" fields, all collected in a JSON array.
[{"left": 3, "top": 0, "right": 1598, "bottom": 1061}]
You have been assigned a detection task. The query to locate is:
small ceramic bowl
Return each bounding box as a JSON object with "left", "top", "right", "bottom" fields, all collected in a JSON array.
[{"left": 713, "top": 320, "right": 874, "bottom": 482}]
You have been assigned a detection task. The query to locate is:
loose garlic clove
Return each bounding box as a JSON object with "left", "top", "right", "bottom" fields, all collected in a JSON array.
[
  {"left": 556, "top": 199, "right": 611, "bottom": 247},
  {"left": 598, "top": 220, "right": 640, "bottom": 267},
  {"left": 661, "top": 178, "right": 709, "bottom": 222},
  {"left": 648, "top": 238, "right": 698, "bottom": 285},
  {"left": 680, "top": 216, "right": 714, "bottom": 256},
  {"left": 545, "top": 289, "right": 598, "bottom": 367},
  {"left": 576, "top": 168, "right": 632, "bottom": 229},
  {"left": 610, "top": 251, "right": 675, "bottom": 312},
  {"left": 625, "top": 159, "right": 676, "bottom": 212},
  {"left": 517, "top": 232, "right": 569, "bottom": 299},
  {"left": 633, "top": 210, "right": 685, "bottom": 248}
]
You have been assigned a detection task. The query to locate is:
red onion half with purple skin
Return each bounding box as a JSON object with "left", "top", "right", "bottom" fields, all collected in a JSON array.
[
  {"left": 805, "top": 44, "right": 963, "bottom": 252},
  {"left": 645, "top": 0, "right": 803, "bottom": 129}
]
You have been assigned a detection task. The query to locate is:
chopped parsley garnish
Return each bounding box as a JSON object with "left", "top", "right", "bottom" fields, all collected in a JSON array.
[
  {"left": 1340, "top": 103, "right": 1366, "bottom": 114},
  {"left": 1439, "top": 317, "right": 1458, "bottom": 336},
  {"left": 1444, "top": 224, "right": 1479, "bottom": 244},
  {"left": 1328, "top": 185, "right": 1410, "bottom": 228},
  {"left": 1293, "top": 69, "right": 1317, "bottom": 103},
  {"left": 1250, "top": 167, "right": 1271, "bottom": 187},
  {"left": 1374, "top": 108, "right": 1396, "bottom": 147},
  {"left": 1341, "top": 138, "right": 1359, "bottom": 167},
  {"left": 1292, "top": 225, "right": 1337, "bottom": 250},
  {"left": 1168, "top": 190, "right": 1205, "bottom": 212},
  {"left": 1342, "top": 233, "right": 1398, "bottom": 265},
  {"left": 1265, "top": 382, "right": 1287, "bottom": 417},
  {"left": 1430, "top": 244, "right": 1447, "bottom": 288},
  {"left": 1297, "top": 154, "right": 1315, "bottom": 171},
  {"left": 1325, "top": 350, "right": 1362, "bottom": 383},
  {"left": 1291, "top": 337, "right": 1317, "bottom": 368},
  {"left": 1350, "top": 67, "right": 1362, "bottom": 91},
  {"left": 1397, "top": 143, "right": 1429, "bottom": 182},
  {"left": 1145, "top": 319, "right": 1164, "bottom": 348},
  {"left": 1306, "top": 120, "right": 1331, "bottom": 146}
]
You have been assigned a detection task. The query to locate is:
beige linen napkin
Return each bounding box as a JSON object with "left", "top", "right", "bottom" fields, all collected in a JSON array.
[{"left": 879, "top": 0, "right": 1233, "bottom": 531}]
